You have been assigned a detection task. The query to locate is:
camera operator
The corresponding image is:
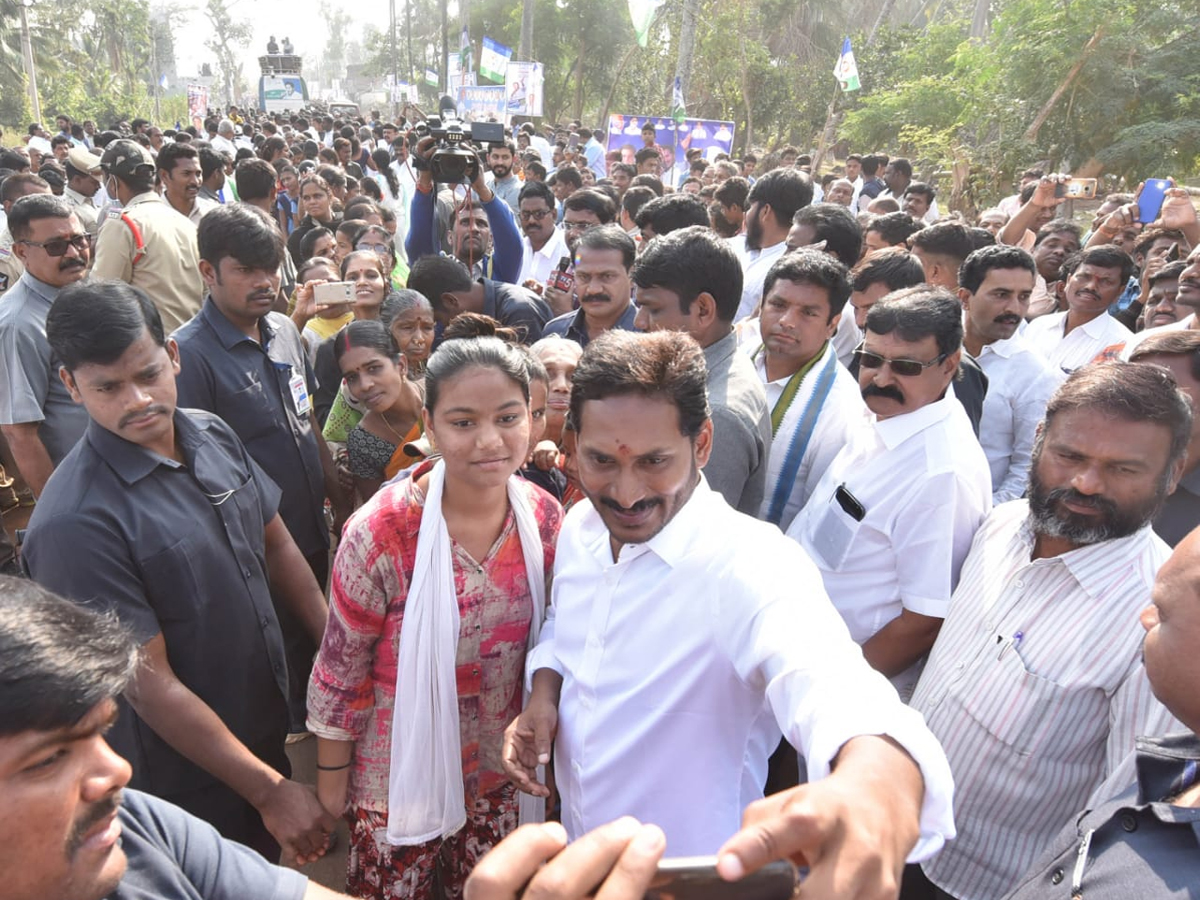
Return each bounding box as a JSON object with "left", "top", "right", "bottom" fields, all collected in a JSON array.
[{"left": 403, "top": 134, "right": 523, "bottom": 285}]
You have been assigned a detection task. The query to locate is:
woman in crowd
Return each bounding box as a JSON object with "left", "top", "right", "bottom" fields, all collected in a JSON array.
[
  {"left": 382, "top": 289, "right": 436, "bottom": 380},
  {"left": 357, "top": 222, "right": 409, "bottom": 288},
  {"left": 290, "top": 256, "right": 352, "bottom": 363},
  {"left": 307, "top": 333, "right": 563, "bottom": 900},
  {"left": 288, "top": 173, "right": 341, "bottom": 266},
  {"left": 333, "top": 320, "right": 425, "bottom": 500},
  {"left": 335, "top": 219, "right": 368, "bottom": 266},
  {"left": 298, "top": 226, "right": 336, "bottom": 265}
]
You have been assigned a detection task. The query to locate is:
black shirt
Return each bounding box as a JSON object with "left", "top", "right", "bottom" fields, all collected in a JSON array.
[
  {"left": 1006, "top": 733, "right": 1200, "bottom": 900},
  {"left": 23, "top": 410, "right": 289, "bottom": 798},
  {"left": 542, "top": 300, "right": 640, "bottom": 348},
  {"left": 110, "top": 789, "right": 307, "bottom": 900},
  {"left": 481, "top": 277, "right": 552, "bottom": 344},
  {"left": 173, "top": 299, "right": 328, "bottom": 558}
]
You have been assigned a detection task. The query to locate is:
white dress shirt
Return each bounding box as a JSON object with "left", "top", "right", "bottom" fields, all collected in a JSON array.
[
  {"left": 753, "top": 341, "right": 864, "bottom": 530},
  {"left": 527, "top": 477, "right": 956, "bottom": 857},
  {"left": 785, "top": 395, "right": 992, "bottom": 697},
  {"left": 210, "top": 134, "right": 237, "bottom": 158},
  {"left": 976, "top": 334, "right": 1064, "bottom": 503},
  {"left": 735, "top": 240, "right": 786, "bottom": 322},
  {"left": 518, "top": 227, "right": 570, "bottom": 288},
  {"left": 1024, "top": 310, "right": 1132, "bottom": 373},
  {"left": 911, "top": 502, "right": 1178, "bottom": 900}
]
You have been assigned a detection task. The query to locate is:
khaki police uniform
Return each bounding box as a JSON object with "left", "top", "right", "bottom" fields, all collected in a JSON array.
[{"left": 91, "top": 192, "right": 205, "bottom": 334}]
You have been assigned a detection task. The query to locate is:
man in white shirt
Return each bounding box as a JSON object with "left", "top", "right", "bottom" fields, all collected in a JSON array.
[
  {"left": 786, "top": 288, "right": 992, "bottom": 698},
  {"left": 959, "top": 245, "right": 1064, "bottom": 503},
  {"left": 742, "top": 249, "right": 863, "bottom": 529},
  {"left": 734, "top": 168, "right": 812, "bottom": 321},
  {"left": 880, "top": 158, "right": 940, "bottom": 223},
  {"left": 516, "top": 180, "right": 570, "bottom": 290},
  {"left": 504, "top": 330, "right": 956, "bottom": 878},
  {"left": 1025, "top": 245, "right": 1135, "bottom": 372},
  {"left": 907, "top": 361, "right": 1188, "bottom": 900},
  {"left": 210, "top": 120, "right": 238, "bottom": 158}
]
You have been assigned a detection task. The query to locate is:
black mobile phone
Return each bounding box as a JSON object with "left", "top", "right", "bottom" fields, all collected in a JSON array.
[
  {"left": 645, "top": 857, "right": 800, "bottom": 900},
  {"left": 834, "top": 484, "right": 866, "bottom": 522}
]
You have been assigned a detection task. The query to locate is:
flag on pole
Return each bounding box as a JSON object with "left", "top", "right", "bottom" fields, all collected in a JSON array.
[
  {"left": 670, "top": 76, "right": 686, "bottom": 125},
  {"left": 459, "top": 25, "right": 472, "bottom": 74},
  {"left": 424, "top": 68, "right": 439, "bottom": 87},
  {"left": 628, "top": 0, "right": 665, "bottom": 48},
  {"left": 834, "top": 37, "right": 861, "bottom": 91},
  {"left": 479, "top": 36, "right": 512, "bottom": 84}
]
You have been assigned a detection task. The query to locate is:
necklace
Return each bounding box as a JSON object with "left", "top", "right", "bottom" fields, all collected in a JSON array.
[{"left": 379, "top": 409, "right": 410, "bottom": 443}]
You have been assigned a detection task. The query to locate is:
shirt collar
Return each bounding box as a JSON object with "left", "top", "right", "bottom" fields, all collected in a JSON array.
[
  {"left": 199, "top": 296, "right": 274, "bottom": 351},
  {"left": 701, "top": 330, "right": 738, "bottom": 368},
  {"left": 606, "top": 473, "right": 719, "bottom": 569},
  {"left": 980, "top": 333, "right": 1025, "bottom": 359},
  {"left": 16, "top": 270, "right": 65, "bottom": 305},
  {"left": 85, "top": 411, "right": 196, "bottom": 485},
  {"left": 872, "top": 393, "right": 957, "bottom": 450},
  {"left": 63, "top": 186, "right": 94, "bottom": 207},
  {"left": 1015, "top": 509, "right": 1157, "bottom": 600},
  {"left": 1134, "top": 733, "right": 1200, "bottom": 804}
]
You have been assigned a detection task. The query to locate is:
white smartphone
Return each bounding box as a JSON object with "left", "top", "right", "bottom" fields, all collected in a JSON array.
[{"left": 313, "top": 281, "right": 354, "bottom": 307}]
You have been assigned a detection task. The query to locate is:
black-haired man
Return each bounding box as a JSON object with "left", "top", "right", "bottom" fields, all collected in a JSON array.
[
  {"left": 959, "top": 245, "right": 1063, "bottom": 504},
  {"left": 172, "top": 204, "right": 348, "bottom": 732},
  {"left": 23, "top": 281, "right": 335, "bottom": 865},
  {"left": 632, "top": 226, "right": 771, "bottom": 515},
  {"left": 786, "top": 288, "right": 992, "bottom": 697},
  {"left": 0, "top": 195, "right": 92, "bottom": 498},
  {"left": 408, "top": 253, "right": 551, "bottom": 343},
  {"left": 542, "top": 225, "right": 639, "bottom": 347},
  {"left": 736, "top": 168, "right": 814, "bottom": 320},
  {"left": 504, "top": 329, "right": 955, "bottom": 876}
]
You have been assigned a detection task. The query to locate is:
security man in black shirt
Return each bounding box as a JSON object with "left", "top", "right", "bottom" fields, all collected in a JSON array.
[{"left": 22, "top": 280, "right": 335, "bottom": 865}]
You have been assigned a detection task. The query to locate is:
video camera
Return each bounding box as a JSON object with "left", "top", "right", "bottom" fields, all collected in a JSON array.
[{"left": 415, "top": 96, "right": 507, "bottom": 183}]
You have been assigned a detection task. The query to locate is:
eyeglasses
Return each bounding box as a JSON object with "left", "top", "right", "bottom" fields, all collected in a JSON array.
[
  {"left": 519, "top": 209, "right": 553, "bottom": 222},
  {"left": 854, "top": 345, "right": 948, "bottom": 377},
  {"left": 17, "top": 233, "right": 93, "bottom": 257},
  {"left": 356, "top": 242, "right": 391, "bottom": 255},
  {"left": 563, "top": 220, "right": 595, "bottom": 233}
]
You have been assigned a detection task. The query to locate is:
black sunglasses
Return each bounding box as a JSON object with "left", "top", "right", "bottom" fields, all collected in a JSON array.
[
  {"left": 854, "top": 345, "right": 948, "bottom": 378},
  {"left": 18, "top": 233, "right": 93, "bottom": 257}
]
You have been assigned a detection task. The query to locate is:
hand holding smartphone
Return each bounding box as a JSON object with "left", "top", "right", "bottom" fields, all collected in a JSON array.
[
  {"left": 313, "top": 281, "right": 355, "bottom": 307},
  {"left": 1138, "top": 178, "right": 1172, "bottom": 224}
]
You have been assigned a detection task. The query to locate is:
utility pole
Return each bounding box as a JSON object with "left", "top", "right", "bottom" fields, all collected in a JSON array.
[
  {"left": 440, "top": 0, "right": 448, "bottom": 93},
  {"left": 389, "top": 0, "right": 398, "bottom": 117},
  {"left": 19, "top": 0, "right": 42, "bottom": 124},
  {"left": 406, "top": 0, "right": 414, "bottom": 93},
  {"left": 673, "top": 0, "right": 698, "bottom": 102}
]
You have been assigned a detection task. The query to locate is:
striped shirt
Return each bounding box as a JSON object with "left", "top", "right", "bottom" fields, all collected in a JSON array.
[{"left": 911, "top": 500, "right": 1178, "bottom": 900}]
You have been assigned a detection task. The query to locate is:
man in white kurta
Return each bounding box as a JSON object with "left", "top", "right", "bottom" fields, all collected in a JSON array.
[{"left": 505, "top": 329, "right": 955, "bottom": 871}]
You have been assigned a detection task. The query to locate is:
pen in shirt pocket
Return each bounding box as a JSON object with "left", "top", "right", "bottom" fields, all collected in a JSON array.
[{"left": 996, "top": 630, "right": 1025, "bottom": 659}]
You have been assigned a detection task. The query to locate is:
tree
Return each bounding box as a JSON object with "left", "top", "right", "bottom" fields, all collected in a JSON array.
[{"left": 204, "top": 0, "right": 251, "bottom": 108}]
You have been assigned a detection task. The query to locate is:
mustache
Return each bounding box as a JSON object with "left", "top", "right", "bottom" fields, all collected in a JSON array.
[
  {"left": 599, "top": 496, "right": 661, "bottom": 515},
  {"left": 993, "top": 313, "right": 1021, "bottom": 325},
  {"left": 1045, "top": 487, "right": 1119, "bottom": 517},
  {"left": 581, "top": 293, "right": 611, "bottom": 304},
  {"left": 66, "top": 791, "right": 122, "bottom": 858},
  {"left": 120, "top": 404, "right": 169, "bottom": 428},
  {"left": 862, "top": 383, "right": 905, "bottom": 404},
  {"left": 59, "top": 258, "right": 87, "bottom": 270}
]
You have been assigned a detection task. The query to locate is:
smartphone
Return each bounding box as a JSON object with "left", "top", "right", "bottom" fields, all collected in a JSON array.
[
  {"left": 1064, "top": 177, "right": 1097, "bottom": 199},
  {"left": 1138, "top": 178, "right": 1171, "bottom": 224},
  {"left": 568, "top": 132, "right": 580, "bottom": 149},
  {"left": 313, "top": 281, "right": 354, "bottom": 307},
  {"left": 644, "top": 857, "right": 799, "bottom": 900}
]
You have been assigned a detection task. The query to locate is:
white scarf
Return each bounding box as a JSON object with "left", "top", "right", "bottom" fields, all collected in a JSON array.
[{"left": 387, "top": 460, "right": 546, "bottom": 845}]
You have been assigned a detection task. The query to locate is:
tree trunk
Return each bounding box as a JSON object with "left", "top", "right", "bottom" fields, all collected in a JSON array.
[
  {"left": 674, "top": 0, "right": 699, "bottom": 100},
  {"left": 440, "top": 0, "right": 448, "bottom": 93},
  {"left": 969, "top": 0, "right": 989, "bottom": 39},
  {"left": 1024, "top": 27, "right": 1104, "bottom": 142},
  {"left": 599, "top": 41, "right": 640, "bottom": 127},
  {"left": 519, "top": 0, "right": 534, "bottom": 60},
  {"left": 574, "top": 32, "right": 585, "bottom": 121},
  {"left": 867, "top": 0, "right": 898, "bottom": 45}
]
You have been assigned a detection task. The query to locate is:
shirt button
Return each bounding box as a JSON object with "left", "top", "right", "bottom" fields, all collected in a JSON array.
[
  {"left": 244, "top": 568, "right": 252, "bottom": 577},
  {"left": 1120, "top": 813, "right": 1138, "bottom": 832},
  {"left": 1050, "top": 868, "right": 1063, "bottom": 885},
  {"left": 1015, "top": 580, "right": 1025, "bottom": 590},
  {"left": 260, "top": 616, "right": 270, "bottom": 628}
]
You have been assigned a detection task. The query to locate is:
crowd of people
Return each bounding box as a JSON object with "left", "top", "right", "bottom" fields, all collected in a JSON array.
[{"left": 1, "top": 102, "right": 1199, "bottom": 900}]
